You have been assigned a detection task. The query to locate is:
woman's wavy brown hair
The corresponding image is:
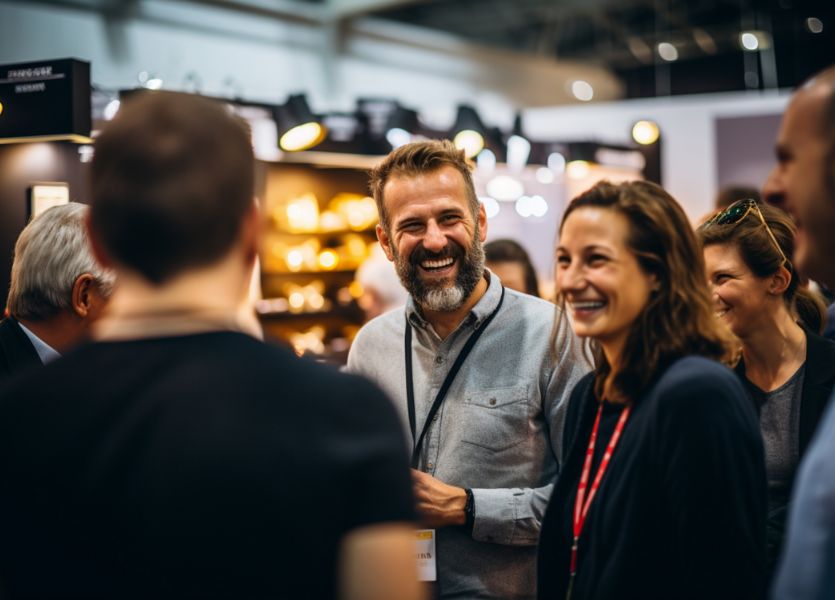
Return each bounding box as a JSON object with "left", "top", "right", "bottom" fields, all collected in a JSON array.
[
  {"left": 697, "top": 201, "right": 827, "bottom": 333},
  {"left": 553, "top": 180, "right": 734, "bottom": 403}
]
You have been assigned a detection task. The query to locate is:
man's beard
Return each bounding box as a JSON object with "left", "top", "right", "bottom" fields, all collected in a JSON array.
[{"left": 392, "top": 232, "right": 485, "bottom": 312}]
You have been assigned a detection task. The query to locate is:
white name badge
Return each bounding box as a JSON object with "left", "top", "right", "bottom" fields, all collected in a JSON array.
[{"left": 414, "top": 529, "right": 437, "bottom": 582}]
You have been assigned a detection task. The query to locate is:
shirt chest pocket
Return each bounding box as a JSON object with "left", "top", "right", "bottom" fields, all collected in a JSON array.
[{"left": 460, "top": 385, "right": 531, "bottom": 452}]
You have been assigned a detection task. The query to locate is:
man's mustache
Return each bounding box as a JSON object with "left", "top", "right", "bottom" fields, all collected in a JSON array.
[{"left": 409, "top": 243, "right": 465, "bottom": 267}]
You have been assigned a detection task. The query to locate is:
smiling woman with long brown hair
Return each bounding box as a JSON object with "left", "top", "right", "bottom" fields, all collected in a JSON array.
[
  {"left": 698, "top": 199, "right": 835, "bottom": 578},
  {"left": 537, "top": 180, "right": 768, "bottom": 600}
]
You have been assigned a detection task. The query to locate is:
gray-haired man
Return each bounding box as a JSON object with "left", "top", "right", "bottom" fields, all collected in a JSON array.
[{"left": 0, "top": 203, "right": 113, "bottom": 382}]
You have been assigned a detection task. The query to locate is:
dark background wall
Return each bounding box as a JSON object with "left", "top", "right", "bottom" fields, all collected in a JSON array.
[{"left": 0, "top": 142, "right": 88, "bottom": 315}]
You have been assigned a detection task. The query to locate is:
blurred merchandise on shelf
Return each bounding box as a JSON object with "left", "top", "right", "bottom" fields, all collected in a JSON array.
[{"left": 257, "top": 157, "right": 382, "bottom": 364}]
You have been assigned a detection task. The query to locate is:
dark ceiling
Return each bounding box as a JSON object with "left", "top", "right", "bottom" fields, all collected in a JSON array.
[{"left": 363, "top": 0, "right": 834, "bottom": 98}]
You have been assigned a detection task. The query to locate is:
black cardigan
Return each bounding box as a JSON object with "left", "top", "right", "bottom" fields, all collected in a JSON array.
[{"left": 537, "top": 356, "right": 767, "bottom": 600}]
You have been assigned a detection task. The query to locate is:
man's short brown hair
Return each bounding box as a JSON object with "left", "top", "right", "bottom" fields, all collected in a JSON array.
[
  {"left": 90, "top": 91, "right": 254, "bottom": 284},
  {"left": 369, "top": 140, "right": 478, "bottom": 233}
]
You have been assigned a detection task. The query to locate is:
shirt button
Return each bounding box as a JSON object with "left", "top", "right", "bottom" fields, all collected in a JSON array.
[
  {"left": 432, "top": 414, "right": 439, "bottom": 422},
  {"left": 435, "top": 355, "right": 444, "bottom": 364},
  {"left": 427, "top": 462, "right": 434, "bottom": 469},
  {"left": 489, "top": 398, "right": 497, "bottom": 406}
]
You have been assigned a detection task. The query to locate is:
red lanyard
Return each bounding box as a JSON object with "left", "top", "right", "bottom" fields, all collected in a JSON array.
[{"left": 568, "top": 401, "right": 631, "bottom": 597}]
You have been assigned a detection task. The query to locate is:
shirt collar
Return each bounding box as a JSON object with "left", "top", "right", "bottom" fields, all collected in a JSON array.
[
  {"left": 405, "top": 270, "right": 501, "bottom": 331},
  {"left": 17, "top": 320, "right": 61, "bottom": 365}
]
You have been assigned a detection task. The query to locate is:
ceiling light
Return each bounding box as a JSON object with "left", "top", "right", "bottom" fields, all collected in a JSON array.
[
  {"left": 477, "top": 148, "right": 496, "bottom": 173},
  {"left": 454, "top": 130, "right": 484, "bottom": 158},
  {"left": 515, "top": 195, "right": 546, "bottom": 218},
  {"left": 276, "top": 94, "right": 327, "bottom": 152},
  {"left": 452, "top": 105, "right": 486, "bottom": 158},
  {"left": 529, "top": 195, "right": 548, "bottom": 218},
  {"left": 386, "top": 128, "right": 411, "bottom": 149},
  {"left": 740, "top": 32, "right": 759, "bottom": 51},
  {"left": 536, "top": 167, "right": 555, "bottom": 184},
  {"left": 385, "top": 105, "right": 418, "bottom": 149},
  {"left": 571, "top": 80, "right": 594, "bottom": 102},
  {"left": 806, "top": 17, "right": 823, "bottom": 34},
  {"left": 657, "top": 42, "right": 679, "bottom": 62},
  {"left": 78, "top": 144, "right": 94, "bottom": 163},
  {"left": 479, "top": 196, "right": 500, "bottom": 219},
  {"left": 566, "top": 160, "right": 591, "bottom": 180},
  {"left": 281, "top": 122, "right": 325, "bottom": 152},
  {"left": 506, "top": 113, "right": 531, "bottom": 171},
  {"left": 103, "top": 99, "right": 120, "bottom": 120},
  {"left": 507, "top": 134, "right": 531, "bottom": 171},
  {"left": 631, "top": 120, "right": 660, "bottom": 145},
  {"left": 486, "top": 175, "right": 524, "bottom": 201},
  {"left": 547, "top": 152, "right": 566, "bottom": 173},
  {"left": 515, "top": 196, "right": 533, "bottom": 218},
  {"left": 138, "top": 71, "right": 163, "bottom": 90}
]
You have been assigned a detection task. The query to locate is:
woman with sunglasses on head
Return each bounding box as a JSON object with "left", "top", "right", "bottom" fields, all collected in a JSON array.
[
  {"left": 698, "top": 199, "right": 835, "bottom": 578},
  {"left": 537, "top": 180, "right": 767, "bottom": 600}
]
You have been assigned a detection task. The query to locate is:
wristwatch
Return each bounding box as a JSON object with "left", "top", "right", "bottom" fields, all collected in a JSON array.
[{"left": 464, "top": 488, "right": 475, "bottom": 532}]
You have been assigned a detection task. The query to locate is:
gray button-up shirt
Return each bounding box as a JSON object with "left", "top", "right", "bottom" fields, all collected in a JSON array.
[{"left": 347, "top": 271, "right": 590, "bottom": 599}]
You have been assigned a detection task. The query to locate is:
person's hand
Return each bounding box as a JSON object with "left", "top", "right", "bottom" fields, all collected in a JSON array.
[{"left": 411, "top": 469, "right": 468, "bottom": 528}]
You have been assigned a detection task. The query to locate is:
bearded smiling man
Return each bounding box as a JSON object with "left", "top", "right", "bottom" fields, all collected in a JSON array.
[{"left": 347, "top": 140, "right": 590, "bottom": 599}]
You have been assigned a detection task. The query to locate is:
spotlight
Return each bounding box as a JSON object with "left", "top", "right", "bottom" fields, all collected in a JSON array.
[
  {"left": 486, "top": 175, "right": 524, "bottom": 201},
  {"left": 536, "top": 167, "right": 555, "bottom": 184},
  {"left": 657, "top": 42, "right": 679, "bottom": 62},
  {"left": 276, "top": 94, "right": 327, "bottom": 152},
  {"left": 739, "top": 30, "right": 771, "bottom": 51},
  {"left": 566, "top": 160, "right": 591, "bottom": 180},
  {"left": 477, "top": 149, "right": 497, "bottom": 173},
  {"left": 631, "top": 120, "right": 660, "bottom": 145},
  {"left": 452, "top": 105, "right": 486, "bottom": 158},
  {"left": 506, "top": 113, "right": 531, "bottom": 172},
  {"left": 807, "top": 17, "right": 823, "bottom": 34},
  {"left": 547, "top": 152, "right": 566, "bottom": 173},
  {"left": 571, "top": 80, "right": 594, "bottom": 102},
  {"left": 384, "top": 105, "right": 418, "bottom": 149},
  {"left": 138, "top": 71, "right": 163, "bottom": 90},
  {"left": 103, "top": 99, "right": 120, "bottom": 121},
  {"left": 479, "top": 196, "right": 500, "bottom": 219},
  {"left": 740, "top": 32, "right": 759, "bottom": 51}
]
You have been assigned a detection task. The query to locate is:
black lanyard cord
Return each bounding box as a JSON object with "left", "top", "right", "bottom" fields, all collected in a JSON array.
[{"left": 405, "top": 286, "right": 506, "bottom": 469}]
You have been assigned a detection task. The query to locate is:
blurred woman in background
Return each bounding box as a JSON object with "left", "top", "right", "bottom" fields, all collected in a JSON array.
[
  {"left": 485, "top": 238, "right": 540, "bottom": 297},
  {"left": 538, "top": 180, "right": 766, "bottom": 600},
  {"left": 698, "top": 199, "right": 835, "bottom": 576}
]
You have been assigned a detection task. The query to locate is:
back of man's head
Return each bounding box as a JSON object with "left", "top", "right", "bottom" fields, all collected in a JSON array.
[
  {"left": 7, "top": 203, "right": 113, "bottom": 321},
  {"left": 90, "top": 91, "right": 254, "bottom": 284}
]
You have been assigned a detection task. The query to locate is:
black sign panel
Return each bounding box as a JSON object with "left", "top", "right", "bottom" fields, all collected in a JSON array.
[{"left": 0, "top": 58, "right": 91, "bottom": 142}]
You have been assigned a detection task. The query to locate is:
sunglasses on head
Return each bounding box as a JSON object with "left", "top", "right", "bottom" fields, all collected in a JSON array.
[{"left": 702, "top": 198, "right": 789, "bottom": 267}]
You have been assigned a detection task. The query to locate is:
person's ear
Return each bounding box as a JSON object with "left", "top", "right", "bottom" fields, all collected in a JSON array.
[
  {"left": 240, "top": 198, "right": 260, "bottom": 266},
  {"left": 71, "top": 273, "right": 96, "bottom": 318},
  {"left": 649, "top": 273, "right": 661, "bottom": 294},
  {"left": 770, "top": 265, "right": 791, "bottom": 295},
  {"left": 376, "top": 224, "right": 395, "bottom": 262},
  {"left": 477, "top": 202, "right": 488, "bottom": 242}
]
